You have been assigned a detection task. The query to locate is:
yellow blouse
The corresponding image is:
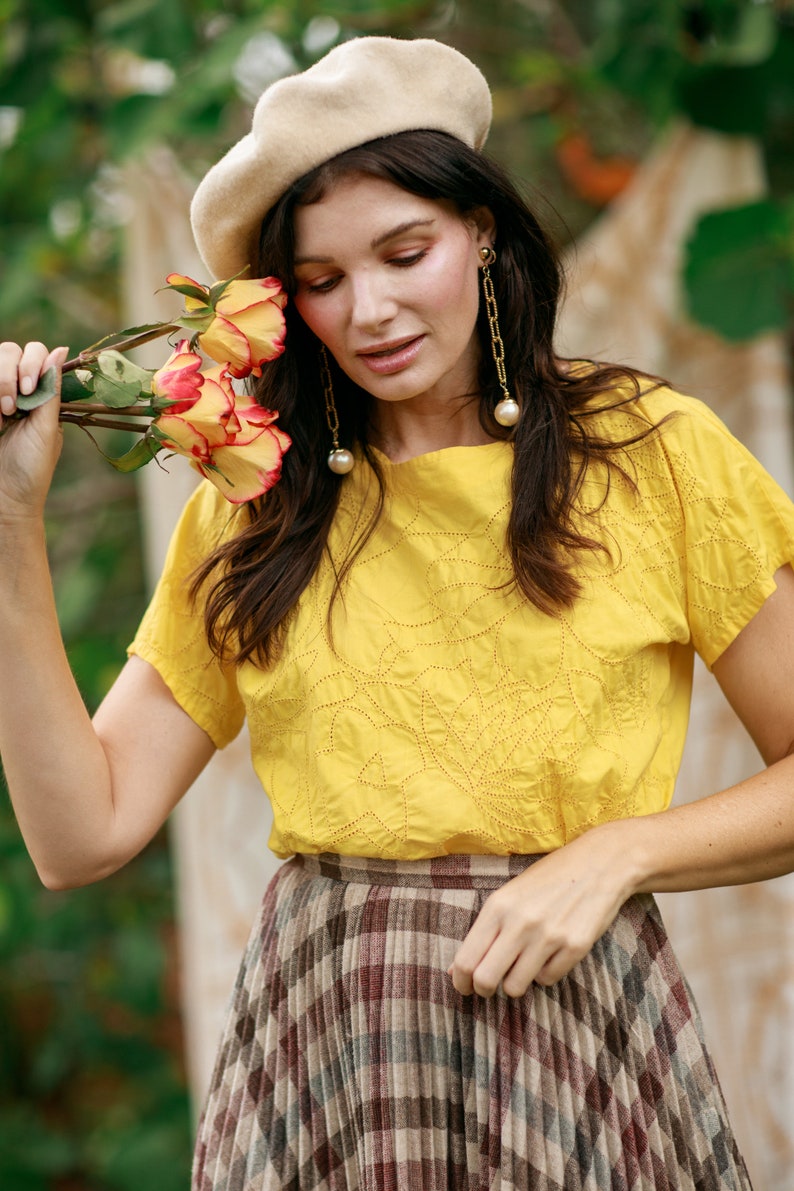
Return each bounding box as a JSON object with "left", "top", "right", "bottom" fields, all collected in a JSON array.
[{"left": 129, "top": 387, "right": 794, "bottom": 859}]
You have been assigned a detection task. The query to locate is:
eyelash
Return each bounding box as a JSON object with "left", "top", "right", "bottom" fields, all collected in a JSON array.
[
  {"left": 303, "top": 249, "right": 429, "bottom": 294},
  {"left": 391, "top": 249, "right": 428, "bottom": 268}
]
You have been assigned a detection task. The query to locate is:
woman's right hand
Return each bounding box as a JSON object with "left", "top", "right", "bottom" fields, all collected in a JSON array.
[{"left": 0, "top": 341, "right": 69, "bottom": 522}]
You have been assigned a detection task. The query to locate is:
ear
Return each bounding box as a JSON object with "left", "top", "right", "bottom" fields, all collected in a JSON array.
[{"left": 469, "top": 206, "right": 497, "bottom": 252}]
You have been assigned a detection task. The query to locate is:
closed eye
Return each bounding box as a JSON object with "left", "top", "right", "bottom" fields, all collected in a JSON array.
[
  {"left": 300, "top": 248, "right": 428, "bottom": 294},
  {"left": 304, "top": 275, "right": 341, "bottom": 294},
  {"left": 390, "top": 249, "right": 428, "bottom": 267}
]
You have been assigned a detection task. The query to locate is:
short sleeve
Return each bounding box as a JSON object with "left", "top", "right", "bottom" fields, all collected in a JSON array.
[
  {"left": 647, "top": 390, "right": 794, "bottom": 668},
  {"left": 128, "top": 481, "right": 247, "bottom": 748}
]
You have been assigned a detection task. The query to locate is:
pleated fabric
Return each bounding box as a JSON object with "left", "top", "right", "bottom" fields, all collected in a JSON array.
[{"left": 192, "top": 854, "right": 752, "bottom": 1191}]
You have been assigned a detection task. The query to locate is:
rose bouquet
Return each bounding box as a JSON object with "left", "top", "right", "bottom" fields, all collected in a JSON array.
[{"left": 10, "top": 274, "right": 291, "bottom": 504}]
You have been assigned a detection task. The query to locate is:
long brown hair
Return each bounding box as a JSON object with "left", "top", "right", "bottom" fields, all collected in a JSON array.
[{"left": 193, "top": 130, "right": 659, "bottom": 665}]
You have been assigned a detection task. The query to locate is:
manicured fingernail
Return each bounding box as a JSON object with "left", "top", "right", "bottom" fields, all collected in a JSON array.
[
  {"left": 1, "top": 395, "right": 14, "bottom": 415},
  {"left": 19, "top": 376, "right": 33, "bottom": 395}
]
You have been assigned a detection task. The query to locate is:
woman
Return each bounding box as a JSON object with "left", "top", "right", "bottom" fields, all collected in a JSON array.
[{"left": 1, "top": 35, "right": 793, "bottom": 1190}]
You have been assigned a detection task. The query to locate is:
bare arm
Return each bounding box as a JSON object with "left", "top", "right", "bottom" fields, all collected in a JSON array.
[
  {"left": 450, "top": 563, "right": 794, "bottom": 996},
  {"left": 0, "top": 342, "right": 215, "bottom": 889}
]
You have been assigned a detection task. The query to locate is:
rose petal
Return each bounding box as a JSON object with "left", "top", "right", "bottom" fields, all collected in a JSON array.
[
  {"left": 174, "top": 376, "right": 236, "bottom": 448},
  {"left": 217, "top": 277, "right": 284, "bottom": 311},
  {"left": 221, "top": 301, "right": 286, "bottom": 372},
  {"left": 197, "top": 314, "right": 254, "bottom": 378},
  {"left": 230, "top": 399, "right": 280, "bottom": 428},
  {"left": 151, "top": 340, "right": 205, "bottom": 410},
  {"left": 165, "top": 273, "right": 211, "bottom": 315},
  {"left": 197, "top": 425, "right": 290, "bottom": 503},
  {"left": 165, "top": 272, "right": 203, "bottom": 289},
  {"left": 154, "top": 416, "right": 212, "bottom": 463},
  {"left": 197, "top": 278, "right": 288, "bottom": 377}
]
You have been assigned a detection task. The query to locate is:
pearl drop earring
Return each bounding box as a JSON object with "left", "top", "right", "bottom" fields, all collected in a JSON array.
[
  {"left": 320, "top": 346, "right": 354, "bottom": 474},
  {"left": 479, "top": 246, "right": 520, "bottom": 428}
]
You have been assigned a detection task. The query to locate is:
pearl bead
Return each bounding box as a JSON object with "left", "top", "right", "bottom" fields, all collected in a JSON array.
[
  {"left": 494, "top": 398, "right": 520, "bottom": 427},
  {"left": 328, "top": 448, "right": 354, "bottom": 475}
]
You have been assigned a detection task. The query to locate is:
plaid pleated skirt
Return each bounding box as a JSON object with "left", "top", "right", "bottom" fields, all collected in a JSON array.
[{"left": 192, "top": 853, "right": 752, "bottom": 1191}]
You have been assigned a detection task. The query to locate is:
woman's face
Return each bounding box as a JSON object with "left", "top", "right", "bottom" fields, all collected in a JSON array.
[{"left": 292, "top": 173, "right": 495, "bottom": 410}]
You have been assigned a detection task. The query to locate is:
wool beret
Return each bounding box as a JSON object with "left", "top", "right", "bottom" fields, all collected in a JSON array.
[{"left": 190, "top": 36, "right": 493, "bottom": 280}]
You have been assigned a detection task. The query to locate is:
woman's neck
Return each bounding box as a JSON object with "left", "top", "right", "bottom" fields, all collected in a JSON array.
[{"left": 369, "top": 394, "right": 494, "bottom": 463}]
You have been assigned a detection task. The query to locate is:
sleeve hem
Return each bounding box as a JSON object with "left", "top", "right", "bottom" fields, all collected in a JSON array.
[
  {"left": 701, "top": 557, "right": 794, "bottom": 671},
  {"left": 127, "top": 641, "right": 245, "bottom": 750}
]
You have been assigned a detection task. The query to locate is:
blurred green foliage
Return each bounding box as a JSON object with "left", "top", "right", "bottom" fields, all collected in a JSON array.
[
  {"left": 591, "top": 0, "right": 794, "bottom": 339},
  {"left": 0, "top": 1, "right": 792, "bottom": 1187}
]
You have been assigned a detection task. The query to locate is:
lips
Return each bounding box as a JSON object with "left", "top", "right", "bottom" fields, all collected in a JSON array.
[{"left": 356, "top": 335, "right": 425, "bottom": 375}]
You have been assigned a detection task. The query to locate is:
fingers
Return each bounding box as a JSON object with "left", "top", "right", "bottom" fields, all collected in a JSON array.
[
  {"left": 448, "top": 914, "right": 501, "bottom": 996},
  {"left": 0, "top": 342, "right": 23, "bottom": 417},
  {"left": 18, "top": 341, "right": 52, "bottom": 396},
  {"left": 447, "top": 850, "right": 621, "bottom": 1000},
  {"left": 450, "top": 911, "right": 549, "bottom": 999},
  {"left": 451, "top": 921, "right": 575, "bottom": 999},
  {"left": 449, "top": 883, "right": 553, "bottom": 997},
  {"left": 503, "top": 936, "right": 588, "bottom": 995},
  {"left": 44, "top": 344, "right": 70, "bottom": 380},
  {"left": 0, "top": 342, "right": 69, "bottom": 420}
]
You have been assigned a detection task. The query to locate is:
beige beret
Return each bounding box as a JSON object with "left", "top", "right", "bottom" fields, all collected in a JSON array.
[{"left": 191, "top": 36, "right": 492, "bottom": 280}]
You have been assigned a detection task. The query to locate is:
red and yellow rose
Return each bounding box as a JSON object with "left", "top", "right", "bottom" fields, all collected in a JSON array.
[
  {"left": 151, "top": 344, "right": 290, "bottom": 503},
  {"left": 165, "top": 273, "right": 287, "bottom": 379},
  {"left": 32, "top": 271, "right": 292, "bottom": 504}
]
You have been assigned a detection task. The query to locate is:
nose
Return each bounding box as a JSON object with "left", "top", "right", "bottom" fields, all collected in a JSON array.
[{"left": 349, "top": 270, "right": 397, "bottom": 333}]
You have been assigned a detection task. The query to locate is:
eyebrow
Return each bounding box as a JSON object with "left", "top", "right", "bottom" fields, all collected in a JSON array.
[{"left": 294, "top": 218, "right": 436, "bottom": 266}]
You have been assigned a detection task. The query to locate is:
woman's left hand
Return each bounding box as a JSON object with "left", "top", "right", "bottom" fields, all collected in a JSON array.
[{"left": 448, "top": 824, "right": 636, "bottom": 997}]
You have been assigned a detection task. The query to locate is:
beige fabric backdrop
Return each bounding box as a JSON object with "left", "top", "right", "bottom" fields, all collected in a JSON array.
[{"left": 123, "top": 126, "right": 794, "bottom": 1185}]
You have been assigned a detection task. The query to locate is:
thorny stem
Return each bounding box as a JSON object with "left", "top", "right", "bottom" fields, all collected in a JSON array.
[
  {"left": 60, "top": 403, "right": 154, "bottom": 416},
  {"left": 58, "top": 412, "right": 152, "bottom": 434},
  {"left": 62, "top": 323, "right": 180, "bottom": 374}
]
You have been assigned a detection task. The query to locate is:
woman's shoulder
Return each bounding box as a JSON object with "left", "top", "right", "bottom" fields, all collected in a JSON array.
[
  {"left": 164, "top": 479, "right": 248, "bottom": 568},
  {"left": 577, "top": 374, "right": 794, "bottom": 530},
  {"left": 577, "top": 373, "right": 741, "bottom": 458}
]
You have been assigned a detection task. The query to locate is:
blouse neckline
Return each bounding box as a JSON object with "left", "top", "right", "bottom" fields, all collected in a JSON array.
[{"left": 366, "top": 439, "right": 510, "bottom": 470}]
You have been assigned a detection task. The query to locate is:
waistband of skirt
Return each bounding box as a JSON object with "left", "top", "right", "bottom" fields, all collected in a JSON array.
[{"left": 293, "top": 852, "right": 546, "bottom": 890}]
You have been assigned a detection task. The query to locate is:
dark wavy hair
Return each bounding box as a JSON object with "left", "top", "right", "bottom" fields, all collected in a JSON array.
[{"left": 193, "top": 129, "right": 659, "bottom": 665}]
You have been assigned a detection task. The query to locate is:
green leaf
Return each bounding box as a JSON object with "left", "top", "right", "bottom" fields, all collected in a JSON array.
[
  {"left": 684, "top": 199, "right": 793, "bottom": 341},
  {"left": 92, "top": 376, "right": 147, "bottom": 408},
  {"left": 90, "top": 351, "right": 152, "bottom": 408},
  {"left": 678, "top": 61, "right": 769, "bottom": 135},
  {"left": 96, "top": 350, "right": 154, "bottom": 387},
  {"left": 163, "top": 281, "right": 209, "bottom": 302},
  {"left": 208, "top": 278, "right": 232, "bottom": 304},
  {"left": 208, "top": 269, "right": 249, "bottom": 305},
  {"left": 16, "top": 366, "right": 57, "bottom": 411},
  {"left": 104, "top": 436, "right": 163, "bottom": 474},
  {"left": 701, "top": 6, "right": 777, "bottom": 68},
  {"left": 59, "top": 371, "right": 94, "bottom": 402},
  {"left": 173, "top": 313, "right": 213, "bottom": 332}
]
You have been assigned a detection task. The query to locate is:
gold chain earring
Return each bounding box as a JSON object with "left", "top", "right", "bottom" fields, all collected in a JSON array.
[
  {"left": 480, "top": 246, "right": 520, "bottom": 428},
  {"left": 320, "top": 345, "right": 354, "bottom": 475}
]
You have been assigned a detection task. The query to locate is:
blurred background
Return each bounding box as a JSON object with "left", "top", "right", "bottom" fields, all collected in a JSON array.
[{"left": 1, "top": 1, "right": 793, "bottom": 1188}]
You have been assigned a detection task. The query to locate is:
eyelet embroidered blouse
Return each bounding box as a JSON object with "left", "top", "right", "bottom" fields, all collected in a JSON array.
[{"left": 129, "top": 386, "right": 794, "bottom": 859}]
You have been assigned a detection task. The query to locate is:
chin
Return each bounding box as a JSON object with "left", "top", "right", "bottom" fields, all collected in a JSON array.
[{"left": 357, "top": 368, "right": 443, "bottom": 404}]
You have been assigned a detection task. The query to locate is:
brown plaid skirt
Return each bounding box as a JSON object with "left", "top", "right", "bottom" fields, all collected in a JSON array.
[{"left": 192, "top": 853, "right": 751, "bottom": 1190}]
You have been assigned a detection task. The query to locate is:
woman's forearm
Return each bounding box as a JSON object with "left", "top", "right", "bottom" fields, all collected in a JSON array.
[
  {"left": 451, "top": 756, "right": 794, "bottom": 998},
  {"left": 613, "top": 753, "right": 794, "bottom": 895},
  {"left": 0, "top": 515, "right": 119, "bottom": 887}
]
